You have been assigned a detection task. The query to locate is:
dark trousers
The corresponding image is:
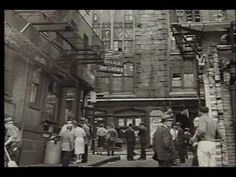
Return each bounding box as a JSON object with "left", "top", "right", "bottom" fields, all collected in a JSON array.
[
  {"left": 139, "top": 143, "right": 146, "bottom": 159},
  {"left": 158, "top": 160, "right": 172, "bottom": 167},
  {"left": 192, "top": 146, "right": 199, "bottom": 166},
  {"left": 178, "top": 144, "right": 186, "bottom": 163},
  {"left": 61, "top": 151, "right": 72, "bottom": 167},
  {"left": 82, "top": 145, "right": 88, "bottom": 162},
  {"left": 127, "top": 142, "right": 135, "bottom": 160},
  {"left": 107, "top": 140, "right": 116, "bottom": 156}
]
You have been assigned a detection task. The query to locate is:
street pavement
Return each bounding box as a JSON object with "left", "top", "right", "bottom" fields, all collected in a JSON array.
[{"left": 101, "top": 152, "right": 193, "bottom": 167}]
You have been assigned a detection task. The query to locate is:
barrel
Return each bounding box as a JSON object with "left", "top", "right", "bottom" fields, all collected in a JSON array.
[{"left": 44, "top": 137, "right": 61, "bottom": 165}]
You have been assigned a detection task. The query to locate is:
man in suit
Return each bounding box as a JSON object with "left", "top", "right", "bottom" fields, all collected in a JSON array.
[
  {"left": 196, "top": 106, "right": 224, "bottom": 167},
  {"left": 176, "top": 122, "right": 186, "bottom": 163},
  {"left": 137, "top": 122, "right": 147, "bottom": 160},
  {"left": 125, "top": 124, "right": 136, "bottom": 161},
  {"left": 153, "top": 114, "right": 175, "bottom": 167}
]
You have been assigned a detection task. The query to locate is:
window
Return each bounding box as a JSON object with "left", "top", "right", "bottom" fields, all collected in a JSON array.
[
  {"left": 113, "top": 41, "right": 122, "bottom": 51},
  {"left": 185, "top": 10, "right": 200, "bottom": 22},
  {"left": 171, "top": 61, "right": 196, "bottom": 91},
  {"left": 172, "top": 73, "right": 182, "bottom": 87},
  {"left": 184, "top": 73, "right": 195, "bottom": 88},
  {"left": 4, "top": 53, "right": 13, "bottom": 97},
  {"left": 170, "top": 32, "right": 179, "bottom": 54},
  {"left": 124, "top": 11, "right": 133, "bottom": 22},
  {"left": 124, "top": 62, "right": 133, "bottom": 76},
  {"left": 30, "top": 68, "right": 41, "bottom": 104},
  {"left": 93, "top": 13, "right": 98, "bottom": 22}
]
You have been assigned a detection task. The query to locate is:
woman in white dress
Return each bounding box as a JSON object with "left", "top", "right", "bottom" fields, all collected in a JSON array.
[{"left": 74, "top": 124, "right": 86, "bottom": 164}]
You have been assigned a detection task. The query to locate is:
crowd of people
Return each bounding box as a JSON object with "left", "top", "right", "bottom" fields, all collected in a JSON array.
[
  {"left": 4, "top": 105, "right": 225, "bottom": 167},
  {"left": 152, "top": 106, "right": 224, "bottom": 167}
]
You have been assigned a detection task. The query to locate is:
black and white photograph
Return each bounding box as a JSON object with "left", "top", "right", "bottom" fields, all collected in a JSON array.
[{"left": 4, "top": 9, "right": 236, "bottom": 168}]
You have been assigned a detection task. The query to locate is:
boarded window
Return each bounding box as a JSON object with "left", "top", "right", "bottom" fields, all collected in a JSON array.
[{"left": 184, "top": 73, "right": 195, "bottom": 88}]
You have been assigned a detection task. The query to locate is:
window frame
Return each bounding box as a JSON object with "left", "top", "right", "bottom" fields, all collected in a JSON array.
[{"left": 29, "top": 67, "right": 42, "bottom": 109}]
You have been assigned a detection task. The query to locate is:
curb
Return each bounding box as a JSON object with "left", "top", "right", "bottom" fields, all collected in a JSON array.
[{"left": 85, "top": 156, "right": 121, "bottom": 167}]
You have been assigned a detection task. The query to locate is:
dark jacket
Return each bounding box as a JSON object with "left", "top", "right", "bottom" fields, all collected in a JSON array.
[
  {"left": 153, "top": 125, "right": 175, "bottom": 161},
  {"left": 125, "top": 127, "right": 136, "bottom": 144},
  {"left": 138, "top": 126, "right": 147, "bottom": 145}
]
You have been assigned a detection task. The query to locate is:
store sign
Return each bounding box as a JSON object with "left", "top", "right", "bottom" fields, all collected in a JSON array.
[
  {"left": 90, "top": 91, "right": 96, "bottom": 103},
  {"left": 98, "top": 65, "right": 123, "bottom": 74},
  {"left": 104, "top": 60, "right": 122, "bottom": 66}
]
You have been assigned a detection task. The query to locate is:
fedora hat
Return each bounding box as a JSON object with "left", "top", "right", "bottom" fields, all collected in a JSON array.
[{"left": 161, "top": 114, "right": 174, "bottom": 122}]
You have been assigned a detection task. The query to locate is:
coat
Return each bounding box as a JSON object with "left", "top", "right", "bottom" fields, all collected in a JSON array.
[
  {"left": 153, "top": 125, "right": 175, "bottom": 161},
  {"left": 138, "top": 126, "right": 147, "bottom": 145},
  {"left": 125, "top": 128, "right": 136, "bottom": 144}
]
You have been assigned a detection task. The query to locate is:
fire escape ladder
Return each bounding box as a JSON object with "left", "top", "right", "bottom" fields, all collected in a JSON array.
[{"left": 171, "top": 24, "right": 203, "bottom": 60}]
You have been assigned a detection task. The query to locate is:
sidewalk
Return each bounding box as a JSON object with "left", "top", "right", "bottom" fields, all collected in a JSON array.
[{"left": 28, "top": 154, "right": 120, "bottom": 167}]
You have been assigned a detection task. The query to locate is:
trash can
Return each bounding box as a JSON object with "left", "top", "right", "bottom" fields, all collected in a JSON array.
[{"left": 44, "top": 136, "right": 61, "bottom": 165}]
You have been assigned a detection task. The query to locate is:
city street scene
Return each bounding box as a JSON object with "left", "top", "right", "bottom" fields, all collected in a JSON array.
[{"left": 4, "top": 10, "right": 236, "bottom": 167}]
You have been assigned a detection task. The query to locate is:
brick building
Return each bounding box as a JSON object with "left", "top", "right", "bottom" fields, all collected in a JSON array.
[
  {"left": 91, "top": 10, "right": 236, "bottom": 166},
  {"left": 4, "top": 10, "right": 104, "bottom": 165}
]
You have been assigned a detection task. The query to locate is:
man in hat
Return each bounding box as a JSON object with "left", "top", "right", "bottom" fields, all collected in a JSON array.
[
  {"left": 196, "top": 106, "right": 224, "bottom": 167},
  {"left": 106, "top": 123, "right": 118, "bottom": 156},
  {"left": 137, "top": 122, "right": 147, "bottom": 160},
  {"left": 175, "top": 122, "right": 186, "bottom": 163},
  {"left": 125, "top": 124, "right": 136, "bottom": 161},
  {"left": 4, "top": 116, "right": 21, "bottom": 164},
  {"left": 153, "top": 114, "right": 175, "bottom": 167},
  {"left": 80, "top": 117, "right": 91, "bottom": 163},
  {"left": 59, "top": 121, "right": 74, "bottom": 167}
]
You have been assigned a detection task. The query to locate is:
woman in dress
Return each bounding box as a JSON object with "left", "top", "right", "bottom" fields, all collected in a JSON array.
[{"left": 74, "top": 123, "right": 86, "bottom": 164}]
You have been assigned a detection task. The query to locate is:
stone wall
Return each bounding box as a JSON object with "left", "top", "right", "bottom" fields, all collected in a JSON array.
[{"left": 135, "top": 10, "right": 169, "bottom": 97}]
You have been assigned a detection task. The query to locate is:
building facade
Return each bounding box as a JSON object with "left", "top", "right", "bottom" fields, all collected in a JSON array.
[
  {"left": 92, "top": 10, "right": 236, "bottom": 166},
  {"left": 4, "top": 10, "right": 104, "bottom": 165}
]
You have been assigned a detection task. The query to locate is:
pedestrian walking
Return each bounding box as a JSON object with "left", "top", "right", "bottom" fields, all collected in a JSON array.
[
  {"left": 176, "top": 122, "right": 186, "bottom": 163},
  {"left": 59, "top": 121, "right": 74, "bottom": 167},
  {"left": 153, "top": 114, "right": 175, "bottom": 167},
  {"left": 190, "top": 116, "right": 200, "bottom": 166},
  {"left": 106, "top": 124, "right": 118, "bottom": 156},
  {"left": 4, "top": 116, "right": 21, "bottom": 166},
  {"left": 183, "top": 128, "right": 191, "bottom": 159},
  {"left": 125, "top": 124, "right": 136, "bottom": 161},
  {"left": 196, "top": 106, "right": 224, "bottom": 167},
  {"left": 96, "top": 124, "right": 108, "bottom": 155},
  {"left": 74, "top": 123, "right": 86, "bottom": 164},
  {"left": 137, "top": 122, "right": 147, "bottom": 160},
  {"left": 170, "top": 123, "right": 178, "bottom": 165},
  {"left": 80, "top": 117, "right": 91, "bottom": 163}
]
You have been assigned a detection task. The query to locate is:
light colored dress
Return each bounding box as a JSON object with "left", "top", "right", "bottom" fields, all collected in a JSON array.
[{"left": 74, "top": 126, "right": 86, "bottom": 154}]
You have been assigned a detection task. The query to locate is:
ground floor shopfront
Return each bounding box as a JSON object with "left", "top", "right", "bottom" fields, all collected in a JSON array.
[{"left": 92, "top": 98, "right": 200, "bottom": 146}]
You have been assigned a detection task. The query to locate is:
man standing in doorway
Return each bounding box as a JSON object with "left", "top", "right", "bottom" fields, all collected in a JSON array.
[
  {"left": 125, "top": 124, "right": 136, "bottom": 161},
  {"left": 137, "top": 122, "right": 147, "bottom": 160},
  {"left": 197, "top": 106, "right": 224, "bottom": 167},
  {"left": 153, "top": 114, "right": 175, "bottom": 167}
]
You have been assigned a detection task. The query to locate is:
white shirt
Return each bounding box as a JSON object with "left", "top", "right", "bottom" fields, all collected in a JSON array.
[{"left": 96, "top": 127, "right": 108, "bottom": 137}]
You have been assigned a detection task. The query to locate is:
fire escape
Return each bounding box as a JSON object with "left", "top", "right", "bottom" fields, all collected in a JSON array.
[
  {"left": 170, "top": 11, "right": 204, "bottom": 102},
  {"left": 5, "top": 10, "right": 104, "bottom": 89}
]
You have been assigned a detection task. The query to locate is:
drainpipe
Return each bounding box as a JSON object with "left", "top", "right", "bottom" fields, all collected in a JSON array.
[{"left": 229, "top": 20, "right": 236, "bottom": 154}]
